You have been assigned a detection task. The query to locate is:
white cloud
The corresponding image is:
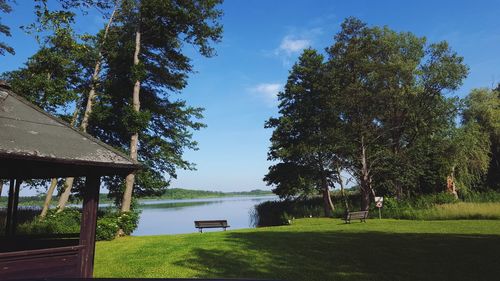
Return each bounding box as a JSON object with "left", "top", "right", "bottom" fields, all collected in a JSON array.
[
  {"left": 272, "top": 29, "right": 320, "bottom": 66},
  {"left": 277, "top": 36, "right": 311, "bottom": 55},
  {"left": 249, "top": 83, "right": 283, "bottom": 106}
]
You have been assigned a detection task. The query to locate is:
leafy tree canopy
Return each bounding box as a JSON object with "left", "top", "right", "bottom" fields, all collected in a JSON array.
[
  {"left": 0, "top": 0, "right": 14, "bottom": 55},
  {"left": 88, "top": 0, "right": 223, "bottom": 204}
]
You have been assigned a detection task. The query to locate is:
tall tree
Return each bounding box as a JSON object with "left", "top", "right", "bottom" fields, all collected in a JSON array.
[
  {"left": 0, "top": 0, "right": 13, "bottom": 55},
  {"left": 264, "top": 49, "right": 342, "bottom": 217},
  {"left": 462, "top": 88, "right": 500, "bottom": 190},
  {"left": 57, "top": 1, "right": 118, "bottom": 213},
  {"left": 2, "top": 0, "right": 111, "bottom": 212},
  {"left": 87, "top": 0, "right": 223, "bottom": 211},
  {"left": 325, "top": 17, "right": 467, "bottom": 209}
]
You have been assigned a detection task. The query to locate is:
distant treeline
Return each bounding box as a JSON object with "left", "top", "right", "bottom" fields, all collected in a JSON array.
[
  {"left": 141, "top": 188, "right": 274, "bottom": 200},
  {"left": 0, "top": 188, "right": 273, "bottom": 206}
]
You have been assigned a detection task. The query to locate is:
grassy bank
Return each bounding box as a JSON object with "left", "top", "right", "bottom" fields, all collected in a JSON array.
[
  {"left": 384, "top": 202, "right": 500, "bottom": 220},
  {"left": 95, "top": 219, "right": 500, "bottom": 281}
]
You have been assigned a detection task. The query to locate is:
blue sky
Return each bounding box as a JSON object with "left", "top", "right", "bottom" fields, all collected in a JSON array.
[{"left": 1, "top": 1, "right": 500, "bottom": 192}]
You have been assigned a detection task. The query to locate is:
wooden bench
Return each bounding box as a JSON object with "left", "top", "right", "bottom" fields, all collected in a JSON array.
[
  {"left": 344, "top": 211, "right": 368, "bottom": 223},
  {"left": 194, "top": 220, "right": 230, "bottom": 233}
]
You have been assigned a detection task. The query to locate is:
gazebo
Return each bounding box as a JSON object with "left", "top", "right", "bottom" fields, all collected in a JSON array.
[{"left": 0, "top": 82, "right": 140, "bottom": 279}]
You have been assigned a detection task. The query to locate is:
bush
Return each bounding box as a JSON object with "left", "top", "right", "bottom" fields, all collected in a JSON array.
[
  {"left": 96, "top": 217, "right": 119, "bottom": 241},
  {"left": 17, "top": 208, "right": 81, "bottom": 235},
  {"left": 253, "top": 196, "right": 349, "bottom": 227},
  {"left": 254, "top": 191, "right": 500, "bottom": 225},
  {"left": 460, "top": 190, "right": 500, "bottom": 203},
  {"left": 14, "top": 208, "right": 141, "bottom": 241},
  {"left": 100, "top": 210, "right": 140, "bottom": 236}
]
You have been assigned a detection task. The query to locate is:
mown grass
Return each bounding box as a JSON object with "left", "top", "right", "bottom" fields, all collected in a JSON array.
[{"left": 95, "top": 219, "right": 500, "bottom": 281}]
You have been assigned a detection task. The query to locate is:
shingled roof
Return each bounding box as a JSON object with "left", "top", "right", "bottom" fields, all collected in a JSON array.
[{"left": 0, "top": 83, "right": 140, "bottom": 179}]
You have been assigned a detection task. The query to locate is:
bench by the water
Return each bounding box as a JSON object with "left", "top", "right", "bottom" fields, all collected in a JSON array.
[
  {"left": 194, "top": 220, "right": 230, "bottom": 233},
  {"left": 344, "top": 211, "right": 368, "bottom": 223}
]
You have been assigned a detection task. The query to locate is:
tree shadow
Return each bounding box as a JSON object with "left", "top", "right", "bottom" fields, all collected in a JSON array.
[{"left": 174, "top": 229, "right": 500, "bottom": 281}]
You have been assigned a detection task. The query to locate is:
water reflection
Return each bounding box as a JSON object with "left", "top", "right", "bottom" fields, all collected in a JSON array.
[
  {"left": 139, "top": 201, "right": 218, "bottom": 210},
  {"left": 133, "top": 196, "right": 276, "bottom": 236}
]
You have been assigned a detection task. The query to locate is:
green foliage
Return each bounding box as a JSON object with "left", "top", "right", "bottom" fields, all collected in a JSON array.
[
  {"left": 461, "top": 190, "right": 500, "bottom": 202},
  {"left": 264, "top": 48, "right": 343, "bottom": 216},
  {"left": 462, "top": 88, "right": 500, "bottom": 190},
  {"left": 254, "top": 192, "right": 500, "bottom": 226},
  {"left": 0, "top": 0, "right": 14, "bottom": 55},
  {"left": 1, "top": 0, "right": 101, "bottom": 118},
  {"left": 88, "top": 0, "right": 224, "bottom": 202},
  {"left": 448, "top": 122, "right": 491, "bottom": 192},
  {"left": 102, "top": 211, "right": 140, "bottom": 236},
  {"left": 96, "top": 217, "right": 119, "bottom": 241},
  {"left": 18, "top": 208, "right": 81, "bottom": 235},
  {"left": 325, "top": 17, "right": 468, "bottom": 200},
  {"left": 2, "top": 28, "right": 95, "bottom": 115},
  {"left": 13, "top": 208, "right": 140, "bottom": 241},
  {"left": 383, "top": 193, "right": 458, "bottom": 211},
  {"left": 253, "top": 200, "right": 324, "bottom": 227},
  {"left": 150, "top": 188, "right": 272, "bottom": 200},
  {"left": 253, "top": 192, "right": 362, "bottom": 226},
  {"left": 265, "top": 17, "right": 480, "bottom": 208}
]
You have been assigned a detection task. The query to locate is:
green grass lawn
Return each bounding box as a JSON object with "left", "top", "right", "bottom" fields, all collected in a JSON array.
[{"left": 95, "top": 219, "right": 500, "bottom": 281}]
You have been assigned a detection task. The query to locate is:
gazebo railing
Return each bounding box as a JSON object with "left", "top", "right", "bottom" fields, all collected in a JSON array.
[{"left": 0, "top": 245, "right": 84, "bottom": 279}]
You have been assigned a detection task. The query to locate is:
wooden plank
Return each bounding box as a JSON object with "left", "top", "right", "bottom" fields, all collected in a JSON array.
[
  {"left": 9, "top": 278, "right": 280, "bottom": 281},
  {"left": 79, "top": 174, "right": 100, "bottom": 278},
  {"left": 0, "top": 245, "right": 83, "bottom": 259},
  {"left": 0, "top": 246, "right": 82, "bottom": 279}
]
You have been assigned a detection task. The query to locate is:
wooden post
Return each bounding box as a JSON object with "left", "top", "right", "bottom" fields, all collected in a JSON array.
[
  {"left": 5, "top": 179, "right": 21, "bottom": 236},
  {"left": 79, "top": 175, "right": 100, "bottom": 278},
  {"left": 5, "top": 179, "right": 15, "bottom": 236},
  {"left": 11, "top": 179, "right": 21, "bottom": 235}
]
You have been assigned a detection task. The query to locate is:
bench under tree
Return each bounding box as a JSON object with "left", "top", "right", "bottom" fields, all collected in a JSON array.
[
  {"left": 194, "top": 220, "right": 230, "bottom": 233},
  {"left": 343, "top": 211, "right": 369, "bottom": 223}
]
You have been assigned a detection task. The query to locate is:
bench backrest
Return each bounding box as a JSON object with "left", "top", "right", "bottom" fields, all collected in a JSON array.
[
  {"left": 195, "top": 220, "right": 228, "bottom": 228},
  {"left": 347, "top": 211, "right": 368, "bottom": 219}
]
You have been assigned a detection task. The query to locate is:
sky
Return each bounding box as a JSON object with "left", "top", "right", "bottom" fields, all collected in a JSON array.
[{"left": 1, "top": 0, "right": 500, "bottom": 192}]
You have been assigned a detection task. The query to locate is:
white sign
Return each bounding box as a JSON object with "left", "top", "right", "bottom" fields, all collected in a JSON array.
[{"left": 375, "top": 197, "right": 384, "bottom": 208}]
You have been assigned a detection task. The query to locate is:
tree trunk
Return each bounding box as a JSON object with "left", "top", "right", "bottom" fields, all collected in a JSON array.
[
  {"left": 56, "top": 177, "right": 74, "bottom": 213},
  {"left": 55, "top": 103, "right": 81, "bottom": 212},
  {"left": 360, "top": 136, "right": 372, "bottom": 211},
  {"left": 56, "top": 7, "right": 118, "bottom": 212},
  {"left": 121, "top": 26, "right": 142, "bottom": 213},
  {"left": 321, "top": 174, "right": 335, "bottom": 217},
  {"left": 80, "top": 7, "right": 117, "bottom": 132},
  {"left": 447, "top": 165, "right": 458, "bottom": 199},
  {"left": 40, "top": 178, "right": 57, "bottom": 218},
  {"left": 336, "top": 165, "right": 350, "bottom": 212}
]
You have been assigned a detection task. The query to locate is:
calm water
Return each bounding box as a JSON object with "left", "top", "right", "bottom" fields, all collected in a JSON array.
[{"left": 132, "top": 195, "right": 277, "bottom": 236}]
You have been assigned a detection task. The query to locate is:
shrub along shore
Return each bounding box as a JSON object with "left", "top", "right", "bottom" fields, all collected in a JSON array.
[
  {"left": 94, "top": 218, "right": 500, "bottom": 281},
  {"left": 253, "top": 191, "right": 500, "bottom": 226}
]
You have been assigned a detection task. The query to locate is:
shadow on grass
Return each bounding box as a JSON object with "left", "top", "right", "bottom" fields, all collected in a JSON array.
[{"left": 175, "top": 229, "right": 500, "bottom": 281}]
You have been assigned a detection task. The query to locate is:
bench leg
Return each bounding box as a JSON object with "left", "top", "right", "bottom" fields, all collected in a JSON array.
[
  {"left": 223, "top": 227, "right": 226, "bottom": 231},
  {"left": 199, "top": 228, "right": 203, "bottom": 233}
]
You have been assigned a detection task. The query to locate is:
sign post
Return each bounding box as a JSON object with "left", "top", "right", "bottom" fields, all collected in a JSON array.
[{"left": 374, "top": 196, "right": 384, "bottom": 219}]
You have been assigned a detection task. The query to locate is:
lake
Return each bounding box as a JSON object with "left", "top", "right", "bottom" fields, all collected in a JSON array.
[{"left": 132, "top": 195, "right": 277, "bottom": 236}]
